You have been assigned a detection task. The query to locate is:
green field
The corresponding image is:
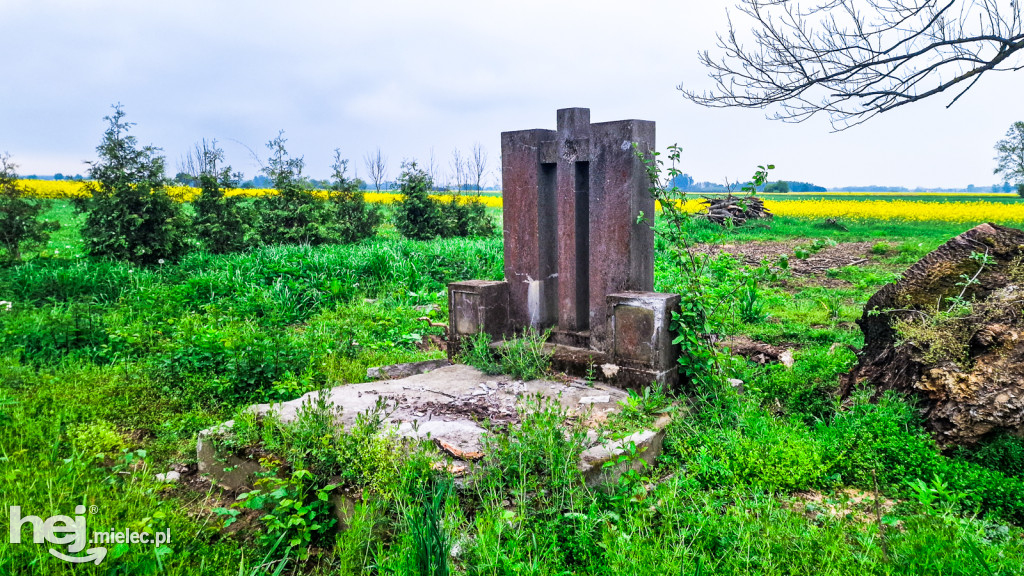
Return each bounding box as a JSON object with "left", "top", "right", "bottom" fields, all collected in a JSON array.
[{"left": 1, "top": 201, "right": 1022, "bottom": 575}]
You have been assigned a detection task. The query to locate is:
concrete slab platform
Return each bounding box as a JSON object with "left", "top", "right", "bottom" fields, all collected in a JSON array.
[{"left": 198, "top": 364, "right": 649, "bottom": 491}]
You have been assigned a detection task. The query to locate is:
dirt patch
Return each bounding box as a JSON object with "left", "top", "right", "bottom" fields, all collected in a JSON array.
[
  {"left": 790, "top": 488, "right": 899, "bottom": 526},
  {"left": 697, "top": 240, "right": 877, "bottom": 276},
  {"left": 720, "top": 335, "right": 793, "bottom": 365}
]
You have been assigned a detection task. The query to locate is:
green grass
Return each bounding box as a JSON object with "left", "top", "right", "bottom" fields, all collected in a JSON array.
[{"left": 1, "top": 201, "right": 1023, "bottom": 574}]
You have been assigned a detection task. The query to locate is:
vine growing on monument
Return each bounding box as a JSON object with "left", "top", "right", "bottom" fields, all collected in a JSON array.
[{"left": 636, "top": 143, "right": 773, "bottom": 394}]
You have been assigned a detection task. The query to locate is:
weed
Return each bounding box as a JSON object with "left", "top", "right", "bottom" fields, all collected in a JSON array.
[
  {"left": 407, "top": 479, "right": 452, "bottom": 576},
  {"left": 496, "top": 327, "right": 552, "bottom": 381},
  {"left": 870, "top": 241, "right": 891, "bottom": 255},
  {"left": 235, "top": 468, "right": 339, "bottom": 553},
  {"left": 738, "top": 276, "right": 767, "bottom": 323},
  {"left": 460, "top": 330, "right": 502, "bottom": 375}
]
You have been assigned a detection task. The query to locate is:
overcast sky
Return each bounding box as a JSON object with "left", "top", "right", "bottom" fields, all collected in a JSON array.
[{"left": 2, "top": 0, "right": 1022, "bottom": 189}]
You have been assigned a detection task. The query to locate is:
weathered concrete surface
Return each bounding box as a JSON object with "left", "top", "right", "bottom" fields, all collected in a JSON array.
[
  {"left": 501, "top": 129, "right": 558, "bottom": 331},
  {"left": 198, "top": 365, "right": 634, "bottom": 491},
  {"left": 586, "top": 119, "right": 656, "bottom": 351},
  {"left": 607, "top": 292, "right": 680, "bottom": 373},
  {"left": 843, "top": 223, "right": 1024, "bottom": 445},
  {"left": 579, "top": 414, "right": 672, "bottom": 489},
  {"left": 448, "top": 281, "right": 510, "bottom": 340},
  {"left": 555, "top": 108, "right": 594, "bottom": 334},
  {"left": 198, "top": 365, "right": 675, "bottom": 532},
  {"left": 367, "top": 359, "right": 451, "bottom": 380}
]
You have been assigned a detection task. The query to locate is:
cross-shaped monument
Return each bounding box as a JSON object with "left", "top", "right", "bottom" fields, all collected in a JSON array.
[{"left": 449, "top": 108, "right": 681, "bottom": 389}]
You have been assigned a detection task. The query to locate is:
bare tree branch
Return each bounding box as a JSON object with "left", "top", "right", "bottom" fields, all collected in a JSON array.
[
  {"left": 682, "top": 1, "right": 1024, "bottom": 130},
  {"left": 470, "top": 142, "right": 488, "bottom": 192},
  {"left": 363, "top": 147, "right": 388, "bottom": 193},
  {"left": 450, "top": 147, "right": 468, "bottom": 193}
]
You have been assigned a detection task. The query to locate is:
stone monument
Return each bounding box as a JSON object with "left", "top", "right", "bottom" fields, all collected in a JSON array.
[{"left": 448, "top": 108, "right": 680, "bottom": 389}]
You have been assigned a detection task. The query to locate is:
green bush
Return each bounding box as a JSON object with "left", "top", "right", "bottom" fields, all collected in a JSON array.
[
  {"left": 0, "top": 153, "right": 59, "bottom": 261},
  {"left": 254, "top": 133, "right": 375, "bottom": 246},
  {"left": 438, "top": 193, "right": 495, "bottom": 238},
  {"left": 394, "top": 162, "right": 495, "bottom": 240},
  {"left": 76, "top": 105, "right": 191, "bottom": 265},
  {"left": 955, "top": 433, "right": 1024, "bottom": 477},
  {"left": 191, "top": 141, "right": 257, "bottom": 254},
  {"left": 326, "top": 149, "right": 381, "bottom": 244},
  {"left": 394, "top": 162, "right": 444, "bottom": 240}
]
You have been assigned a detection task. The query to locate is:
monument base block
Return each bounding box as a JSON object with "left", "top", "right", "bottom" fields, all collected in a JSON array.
[{"left": 447, "top": 280, "right": 509, "bottom": 357}]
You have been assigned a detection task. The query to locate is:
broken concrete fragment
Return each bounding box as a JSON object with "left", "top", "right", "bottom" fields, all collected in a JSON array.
[
  {"left": 366, "top": 359, "right": 451, "bottom": 380},
  {"left": 579, "top": 414, "right": 672, "bottom": 489},
  {"left": 579, "top": 395, "right": 612, "bottom": 405},
  {"left": 155, "top": 471, "right": 180, "bottom": 483},
  {"left": 435, "top": 439, "right": 484, "bottom": 461},
  {"left": 197, "top": 365, "right": 667, "bottom": 529},
  {"left": 779, "top": 350, "right": 795, "bottom": 368}
]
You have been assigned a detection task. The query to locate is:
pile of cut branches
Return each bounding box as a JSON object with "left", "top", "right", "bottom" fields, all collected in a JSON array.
[{"left": 700, "top": 194, "right": 772, "bottom": 225}]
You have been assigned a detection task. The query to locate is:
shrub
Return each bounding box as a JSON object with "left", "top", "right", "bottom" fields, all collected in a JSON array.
[
  {"left": 394, "top": 162, "right": 444, "bottom": 240},
  {"left": 438, "top": 193, "right": 496, "bottom": 238},
  {"left": 76, "top": 105, "right": 190, "bottom": 265},
  {"left": 955, "top": 433, "right": 1024, "bottom": 477},
  {"left": 190, "top": 140, "right": 257, "bottom": 254},
  {"left": 254, "top": 132, "right": 366, "bottom": 246},
  {"left": 394, "top": 162, "right": 495, "bottom": 240},
  {"left": 326, "top": 149, "right": 381, "bottom": 243},
  {"left": 460, "top": 331, "right": 502, "bottom": 375},
  {"left": 0, "top": 153, "right": 59, "bottom": 261}
]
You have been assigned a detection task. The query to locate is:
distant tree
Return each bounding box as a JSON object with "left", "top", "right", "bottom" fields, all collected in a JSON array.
[
  {"left": 394, "top": 161, "right": 443, "bottom": 240},
  {"left": 685, "top": 1, "right": 1024, "bottom": 130},
  {"left": 470, "top": 142, "right": 488, "bottom": 191},
  {"left": 668, "top": 173, "right": 694, "bottom": 190},
  {"left": 994, "top": 121, "right": 1024, "bottom": 195},
  {"left": 763, "top": 181, "right": 790, "bottom": 193},
  {"left": 326, "top": 148, "right": 381, "bottom": 243},
  {"left": 190, "top": 139, "right": 257, "bottom": 254},
  {"left": 77, "top": 105, "right": 190, "bottom": 265},
  {"left": 254, "top": 133, "right": 371, "bottom": 246},
  {"left": 0, "top": 153, "right": 60, "bottom": 261},
  {"left": 173, "top": 172, "right": 199, "bottom": 186},
  {"left": 53, "top": 173, "right": 64, "bottom": 181},
  {"left": 363, "top": 147, "right": 388, "bottom": 194},
  {"left": 450, "top": 147, "right": 469, "bottom": 192},
  {"left": 426, "top": 147, "right": 444, "bottom": 190},
  {"left": 788, "top": 181, "right": 827, "bottom": 192}
]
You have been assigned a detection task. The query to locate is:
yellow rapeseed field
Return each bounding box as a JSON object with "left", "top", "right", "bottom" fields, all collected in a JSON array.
[
  {"left": 16, "top": 180, "right": 1024, "bottom": 223},
  {"left": 762, "top": 199, "right": 1024, "bottom": 224}
]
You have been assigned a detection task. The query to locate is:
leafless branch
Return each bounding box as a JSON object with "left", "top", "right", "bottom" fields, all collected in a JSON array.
[
  {"left": 682, "top": 1, "right": 1024, "bottom": 130},
  {"left": 363, "top": 147, "right": 388, "bottom": 193}
]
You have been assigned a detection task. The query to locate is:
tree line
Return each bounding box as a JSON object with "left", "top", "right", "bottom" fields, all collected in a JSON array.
[{"left": 0, "top": 105, "right": 497, "bottom": 265}]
